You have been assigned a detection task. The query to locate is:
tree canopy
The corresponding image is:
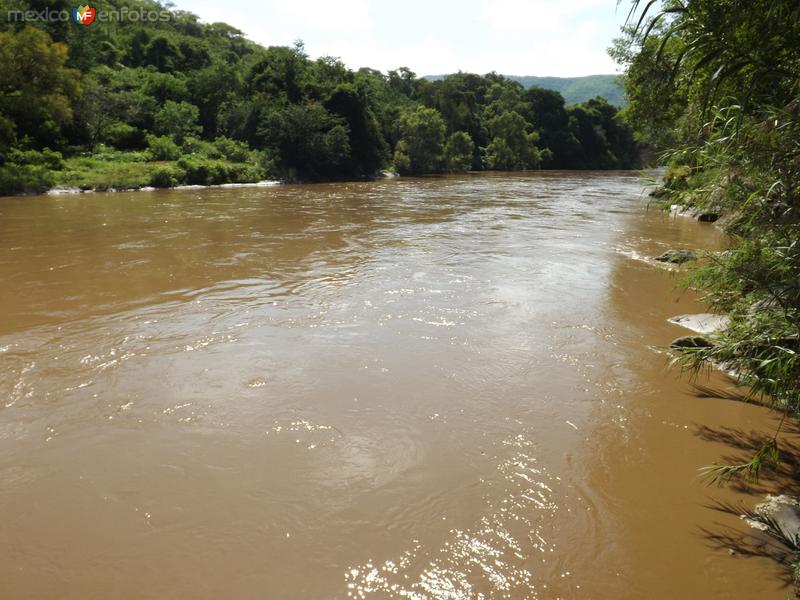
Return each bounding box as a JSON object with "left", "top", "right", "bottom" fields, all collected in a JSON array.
[{"left": 0, "top": 0, "right": 640, "bottom": 194}]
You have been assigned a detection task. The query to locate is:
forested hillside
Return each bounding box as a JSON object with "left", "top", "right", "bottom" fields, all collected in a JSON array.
[
  {"left": 0, "top": 0, "right": 640, "bottom": 195},
  {"left": 511, "top": 75, "right": 624, "bottom": 106},
  {"left": 428, "top": 74, "right": 625, "bottom": 106}
]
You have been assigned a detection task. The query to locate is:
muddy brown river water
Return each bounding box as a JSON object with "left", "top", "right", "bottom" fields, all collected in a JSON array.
[{"left": 0, "top": 172, "right": 793, "bottom": 598}]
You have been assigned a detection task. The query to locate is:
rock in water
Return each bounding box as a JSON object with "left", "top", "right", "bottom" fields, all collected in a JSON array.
[
  {"left": 670, "top": 336, "right": 713, "bottom": 349},
  {"left": 668, "top": 313, "right": 730, "bottom": 334},
  {"left": 743, "top": 495, "right": 800, "bottom": 549},
  {"left": 655, "top": 249, "right": 696, "bottom": 264}
]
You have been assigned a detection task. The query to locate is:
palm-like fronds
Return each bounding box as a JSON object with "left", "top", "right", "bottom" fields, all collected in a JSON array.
[
  {"left": 617, "top": 2, "right": 800, "bottom": 497},
  {"left": 620, "top": 0, "right": 800, "bottom": 115}
]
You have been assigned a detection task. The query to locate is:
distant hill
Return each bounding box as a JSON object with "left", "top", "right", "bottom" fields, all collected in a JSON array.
[{"left": 424, "top": 74, "right": 625, "bottom": 107}]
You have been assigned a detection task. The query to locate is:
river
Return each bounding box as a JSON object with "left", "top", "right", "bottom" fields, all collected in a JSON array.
[{"left": 0, "top": 172, "right": 790, "bottom": 598}]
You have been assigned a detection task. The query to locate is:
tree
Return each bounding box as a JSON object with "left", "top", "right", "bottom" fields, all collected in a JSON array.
[
  {"left": 486, "top": 111, "right": 541, "bottom": 170},
  {"left": 256, "top": 102, "right": 352, "bottom": 180},
  {"left": 325, "top": 83, "right": 388, "bottom": 177},
  {"left": 144, "top": 35, "right": 183, "bottom": 72},
  {"left": 0, "top": 0, "right": 641, "bottom": 191},
  {"left": 520, "top": 87, "right": 581, "bottom": 168},
  {"left": 444, "top": 131, "right": 474, "bottom": 172},
  {"left": 247, "top": 46, "right": 308, "bottom": 103},
  {"left": 0, "top": 27, "right": 80, "bottom": 151},
  {"left": 393, "top": 106, "right": 446, "bottom": 175},
  {"left": 434, "top": 75, "right": 481, "bottom": 138},
  {"left": 609, "top": 24, "right": 688, "bottom": 150},
  {"left": 154, "top": 100, "right": 202, "bottom": 144},
  {"left": 388, "top": 67, "right": 417, "bottom": 99},
  {"left": 191, "top": 63, "right": 239, "bottom": 137}
]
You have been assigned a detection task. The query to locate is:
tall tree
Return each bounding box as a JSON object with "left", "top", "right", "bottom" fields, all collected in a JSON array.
[
  {"left": 0, "top": 26, "right": 80, "bottom": 152},
  {"left": 393, "top": 106, "right": 446, "bottom": 175}
]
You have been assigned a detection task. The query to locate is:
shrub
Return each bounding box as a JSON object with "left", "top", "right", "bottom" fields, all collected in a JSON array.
[
  {"left": 213, "top": 136, "right": 252, "bottom": 162},
  {"left": 392, "top": 140, "right": 412, "bottom": 175},
  {"left": 149, "top": 165, "right": 183, "bottom": 188},
  {"left": 255, "top": 150, "right": 279, "bottom": 180},
  {"left": 7, "top": 147, "right": 64, "bottom": 170},
  {"left": 176, "top": 157, "right": 229, "bottom": 185},
  {"left": 0, "top": 163, "right": 54, "bottom": 195},
  {"left": 147, "top": 135, "right": 180, "bottom": 161},
  {"left": 662, "top": 164, "right": 692, "bottom": 191},
  {"left": 92, "top": 145, "right": 149, "bottom": 163},
  {"left": 180, "top": 136, "right": 216, "bottom": 157},
  {"left": 226, "top": 163, "right": 264, "bottom": 183},
  {"left": 103, "top": 122, "right": 146, "bottom": 150}
]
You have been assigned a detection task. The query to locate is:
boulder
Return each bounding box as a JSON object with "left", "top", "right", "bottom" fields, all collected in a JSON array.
[
  {"left": 668, "top": 314, "right": 730, "bottom": 334},
  {"left": 655, "top": 249, "right": 696, "bottom": 264},
  {"left": 743, "top": 495, "right": 800, "bottom": 549},
  {"left": 670, "top": 336, "right": 713, "bottom": 349}
]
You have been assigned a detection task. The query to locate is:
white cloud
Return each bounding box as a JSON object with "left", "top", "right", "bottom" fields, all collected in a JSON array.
[
  {"left": 271, "top": 0, "right": 372, "bottom": 33},
  {"left": 309, "top": 36, "right": 461, "bottom": 74},
  {"left": 481, "top": 0, "right": 614, "bottom": 32},
  {"left": 174, "top": 0, "right": 627, "bottom": 77}
]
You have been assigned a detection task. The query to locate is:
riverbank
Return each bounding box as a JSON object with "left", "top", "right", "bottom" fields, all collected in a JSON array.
[
  {"left": 45, "top": 179, "right": 282, "bottom": 196},
  {"left": 1, "top": 147, "right": 408, "bottom": 197},
  {"left": 0, "top": 146, "right": 272, "bottom": 196}
]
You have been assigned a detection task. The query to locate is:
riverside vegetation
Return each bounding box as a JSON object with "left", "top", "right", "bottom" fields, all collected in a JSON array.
[
  {"left": 615, "top": 0, "right": 800, "bottom": 570},
  {"left": 0, "top": 1, "right": 640, "bottom": 195}
]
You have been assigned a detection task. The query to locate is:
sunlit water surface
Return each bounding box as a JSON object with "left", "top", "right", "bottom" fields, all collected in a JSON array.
[{"left": 0, "top": 173, "right": 789, "bottom": 598}]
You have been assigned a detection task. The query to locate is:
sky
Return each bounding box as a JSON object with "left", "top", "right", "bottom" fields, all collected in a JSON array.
[{"left": 171, "top": 0, "right": 631, "bottom": 77}]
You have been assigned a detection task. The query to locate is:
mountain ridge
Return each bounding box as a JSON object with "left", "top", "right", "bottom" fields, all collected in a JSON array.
[{"left": 424, "top": 74, "right": 625, "bottom": 107}]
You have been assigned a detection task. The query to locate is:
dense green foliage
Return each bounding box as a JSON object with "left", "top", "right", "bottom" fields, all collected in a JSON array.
[
  {"left": 426, "top": 74, "right": 626, "bottom": 107},
  {"left": 0, "top": 0, "right": 639, "bottom": 194},
  {"left": 615, "top": 0, "right": 800, "bottom": 484}
]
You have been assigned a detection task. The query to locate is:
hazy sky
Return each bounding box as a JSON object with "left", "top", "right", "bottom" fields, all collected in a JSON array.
[{"left": 172, "top": 0, "right": 630, "bottom": 77}]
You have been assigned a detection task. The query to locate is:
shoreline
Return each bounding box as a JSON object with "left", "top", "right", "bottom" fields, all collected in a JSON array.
[
  {"left": 44, "top": 179, "right": 283, "bottom": 196},
  {"left": 2, "top": 168, "right": 656, "bottom": 201},
  {"left": 1, "top": 169, "right": 405, "bottom": 199}
]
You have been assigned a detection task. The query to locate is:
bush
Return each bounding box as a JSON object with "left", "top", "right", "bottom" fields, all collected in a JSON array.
[
  {"left": 149, "top": 165, "right": 183, "bottom": 188},
  {"left": 173, "top": 156, "right": 265, "bottom": 186},
  {"left": 226, "top": 163, "right": 264, "bottom": 183},
  {"left": 0, "top": 163, "right": 54, "bottom": 195},
  {"left": 176, "top": 157, "right": 227, "bottom": 185},
  {"left": 180, "top": 136, "right": 216, "bottom": 157},
  {"left": 393, "top": 142, "right": 412, "bottom": 175},
  {"left": 213, "top": 136, "right": 252, "bottom": 162},
  {"left": 255, "top": 150, "right": 279, "bottom": 180},
  {"left": 92, "top": 145, "right": 149, "bottom": 163},
  {"left": 7, "top": 147, "right": 64, "bottom": 170},
  {"left": 662, "top": 164, "right": 692, "bottom": 191},
  {"left": 147, "top": 135, "right": 180, "bottom": 161},
  {"left": 103, "top": 122, "right": 146, "bottom": 150}
]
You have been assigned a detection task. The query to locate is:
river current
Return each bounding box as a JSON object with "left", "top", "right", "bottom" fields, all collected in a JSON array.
[{"left": 0, "top": 172, "right": 788, "bottom": 598}]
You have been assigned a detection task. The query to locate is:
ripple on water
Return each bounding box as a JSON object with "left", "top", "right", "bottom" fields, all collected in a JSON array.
[
  {"left": 266, "top": 418, "right": 342, "bottom": 451},
  {"left": 344, "top": 431, "right": 559, "bottom": 599}
]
